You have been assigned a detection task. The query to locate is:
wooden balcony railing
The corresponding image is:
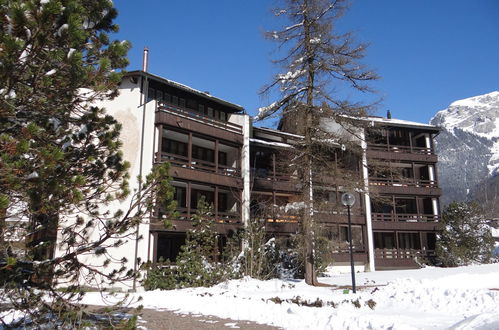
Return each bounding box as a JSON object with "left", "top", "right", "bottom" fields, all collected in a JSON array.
[
  {"left": 371, "top": 213, "right": 439, "bottom": 222},
  {"left": 158, "top": 103, "right": 243, "bottom": 134},
  {"left": 375, "top": 248, "right": 435, "bottom": 259},
  {"left": 251, "top": 168, "right": 295, "bottom": 182},
  {"left": 369, "top": 177, "right": 438, "bottom": 188},
  {"left": 264, "top": 214, "right": 299, "bottom": 223},
  {"left": 157, "top": 152, "right": 241, "bottom": 177},
  {"left": 169, "top": 208, "right": 241, "bottom": 225},
  {"left": 368, "top": 143, "right": 435, "bottom": 155}
]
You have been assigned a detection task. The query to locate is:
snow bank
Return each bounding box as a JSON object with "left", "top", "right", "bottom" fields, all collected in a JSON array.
[{"left": 81, "top": 263, "right": 499, "bottom": 329}]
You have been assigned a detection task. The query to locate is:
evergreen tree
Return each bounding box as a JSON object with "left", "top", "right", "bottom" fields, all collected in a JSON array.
[
  {"left": 436, "top": 201, "right": 495, "bottom": 266},
  {"left": 0, "top": 0, "right": 176, "bottom": 326},
  {"left": 175, "top": 197, "right": 222, "bottom": 288},
  {"left": 257, "top": 0, "right": 378, "bottom": 285}
]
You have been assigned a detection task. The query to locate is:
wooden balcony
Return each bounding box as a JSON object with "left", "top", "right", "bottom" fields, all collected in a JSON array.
[
  {"left": 375, "top": 248, "right": 435, "bottom": 269},
  {"left": 156, "top": 105, "right": 243, "bottom": 144},
  {"left": 369, "top": 178, "right": 441, "bottom": 196},
  {"left": 370, "top": 177, "right": 438, "bottom": 188},
  {"left": 156, "top": 152, "right": 242, "bottom": 188},
  {"left": 367, "top": 144, "right": 438, "bottom": 162},
  {"left": 372, "top": 213, "right": 439, "bottom": 222},
  {"left": 371, "top": 213, "right": 440, "bottom": 230},
  {"left": 151, "top": 207, "right": 242, "bottom": 234},
  {"left": 158, "top": 152, "right": 241, "bottom": 177},
  {"left": 251, "top": 168, "right": 300, "bottom": 192}
]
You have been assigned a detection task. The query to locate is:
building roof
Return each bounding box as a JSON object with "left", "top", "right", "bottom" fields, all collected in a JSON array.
[
  {"left": 363, "top": 116, "right": 441, "bottom": 131},
  {"left": 125, "top": 71, "right": 245, "bottom": 113}
]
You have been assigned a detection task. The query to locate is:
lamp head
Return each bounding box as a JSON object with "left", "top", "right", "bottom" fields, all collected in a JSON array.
[{"left": 341, "top": 192, "right": 356, "bottom": 207}]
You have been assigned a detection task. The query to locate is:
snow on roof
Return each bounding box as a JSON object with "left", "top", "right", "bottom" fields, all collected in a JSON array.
[
  {"left": 254, "top": 126, "right": 303, "bottom": 139},
  {"left": 126, "top": 71, "right": 244, "bottom": 112},
  {"left": 364, "top": 116, "right": 439, "bottom": 130},
  {"left": 249, "top": 138, "right": 292, "bottom": 148}
]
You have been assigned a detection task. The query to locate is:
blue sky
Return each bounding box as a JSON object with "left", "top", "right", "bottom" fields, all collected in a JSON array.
[{"left": 114, "top": 0, "right": 499, "bottom": 126}]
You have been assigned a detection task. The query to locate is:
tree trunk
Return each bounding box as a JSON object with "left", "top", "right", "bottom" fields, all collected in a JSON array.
[{"left": 302, "top": 0, "right": 318, "bottom": 285}]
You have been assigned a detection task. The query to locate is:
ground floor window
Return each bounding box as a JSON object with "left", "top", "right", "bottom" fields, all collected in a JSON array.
[
  {"left": 156, "top": 233, "right": 186, "bottom": 262},
  {"left": 398, "top": 232, "right": 421, "bottom": 250},
  {"left": 374, "top": 232, "right": 396, "bottom": 249},
  {"left": 339, "top": 225, "right": 364, "bottom": 250},
  {"left": 426, "top": 232, "right": 436, "bottom": 250}
]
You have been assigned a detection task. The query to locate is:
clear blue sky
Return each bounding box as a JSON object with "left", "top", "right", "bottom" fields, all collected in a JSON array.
[{"left": 114, "top": 0, "right": 499, "bottom": 126}]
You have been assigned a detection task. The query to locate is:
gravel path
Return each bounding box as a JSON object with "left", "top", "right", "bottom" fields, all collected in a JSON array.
[{"left": 138, "top": 308, "right": 280, "bottom": 330}]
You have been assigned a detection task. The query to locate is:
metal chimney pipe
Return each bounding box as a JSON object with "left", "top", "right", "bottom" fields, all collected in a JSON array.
[{"left": 142, "top": 47, "right": 149, "bottom": 72}]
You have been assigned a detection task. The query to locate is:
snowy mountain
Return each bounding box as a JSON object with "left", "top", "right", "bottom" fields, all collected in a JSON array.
[{"left": 430, "top": 91, "right": 499, "bottom": 207}]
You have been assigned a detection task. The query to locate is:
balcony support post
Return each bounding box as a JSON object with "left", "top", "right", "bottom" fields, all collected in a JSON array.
[
  {"left": 187, "top": 182, "right": 192, "bottom": 219},
  {"left": 215, "top": 140, "right": 219, "bottom": 173},
  {"left": 214, "top": 185, "right": 219, "bottom": 221},
  {"left": 409, "top": 131, "right": 413, "bottom": 153},
  {"left": 272, "top": 152, "right": 276, "bottom": 181},
  {"left": 188, "top": 132, "right": 193, "bottom": 165},
  {"left": 157, "top": 125, "right": 164, "bottom": 162}
]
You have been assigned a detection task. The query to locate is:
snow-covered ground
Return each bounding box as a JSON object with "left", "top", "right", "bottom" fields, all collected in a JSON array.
[{"left": 81, "top": 263, "right": 499, "bottom": 329}]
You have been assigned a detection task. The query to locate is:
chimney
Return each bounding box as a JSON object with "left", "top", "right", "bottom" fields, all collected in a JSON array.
[
  {"left": 387, "top": 110, "right": 392, "bottom": 119},
  {"left": 142, "top": 47, "right": 149, "bottom": 72}
]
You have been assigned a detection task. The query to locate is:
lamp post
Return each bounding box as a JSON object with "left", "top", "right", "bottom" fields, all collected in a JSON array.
[{"left": 341, "top": 192, "right": 356, "bottom": 293}]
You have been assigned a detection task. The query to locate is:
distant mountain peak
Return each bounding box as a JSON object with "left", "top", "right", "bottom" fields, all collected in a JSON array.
[
  {"left": 449, "top": 91, "right": 499, "bottom": 108},
  {"left": 432, "top": 91, "right": 499, "bottom": 141},
  {"left": 430, "top": 91, "right": 499, "bottom": 206}
]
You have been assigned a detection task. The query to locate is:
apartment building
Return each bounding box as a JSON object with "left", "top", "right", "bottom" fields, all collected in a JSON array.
[{"left": 75, "top": 70, "right": 441, "bottom": 284}]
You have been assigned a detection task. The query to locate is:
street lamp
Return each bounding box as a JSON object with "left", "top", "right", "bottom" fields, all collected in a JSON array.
[{"left": 341, "top": 192, "right": 356, "bottom": 293}]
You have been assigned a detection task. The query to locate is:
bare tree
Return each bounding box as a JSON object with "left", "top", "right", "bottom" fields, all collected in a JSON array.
[{"left": 257, "top": 0, "right": 378, "bottom": 285}]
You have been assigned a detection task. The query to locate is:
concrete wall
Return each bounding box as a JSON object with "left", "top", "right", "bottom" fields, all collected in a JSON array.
[{"left": 54, "top": 76, "right": 155, "bottom": 291}]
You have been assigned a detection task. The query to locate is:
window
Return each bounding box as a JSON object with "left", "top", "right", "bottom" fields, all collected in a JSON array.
[
  {"left": 179, "top": 98, "right": 186, "bottom": 108},
  {"left": 395, "top": 198, "right": 417, "bottom": 214},
  {"left": 220, "top": 111, "right": 227, "bottom": 121},
  {"left": 173, "top": 186, "right": 186, "bottom": 208},
  {"left": 207, "top": 107, "right": 214, "bottom": 117},
  {"left": 398, "top": 232, "right": 421, "bottom": 250},
  {"left": 218, "top": 192, "right": 228, "bottom": 212},
  {"left": 163, "top": 92, "right": 171, "bottom": 103},
  {"left": 198, "top": 104, "right": 205, "bottom": 114},
  {"left": 427, "top": 233, "right": 436, "bottom": 250},
  {"left": 191, "top": 189, "right": 214, "bottom": 209},
  {"left": 147, "top": 87, "right": 155, "bottom": 103},
  {"left": 192, "top": 145, "right": 215, "bottom": 163},
  {"left": 218, "top": 151, "right": 227, "bottom": 166},
  {"left": 374, "top": 232, "right": 395, "bottom": 249},
  {"left": 186, "top": 99, "right": 196, "bottom": 110},
  {"left": 371, "top": 200, "right": 393, "bottom": 214},
  {"left": 339, "top": 225, "right": 363, "bottom": 249},
  {"left": 172, "top": 95, "right": 178, "bottom": 105},
  {"left": 156, "top": 234, "right": 185, "bottom": 262},
  {"left": 389, "top": 128, "right": 411, "bottom": 146},
  {"left": 156, "top": 90, "right": 163, "bottom": 103},
  {"left": 162, "top": 139, "right": 187, "bottom": 157}
]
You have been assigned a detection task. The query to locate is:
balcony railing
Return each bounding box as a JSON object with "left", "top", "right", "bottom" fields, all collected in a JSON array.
[
  {"left": 158, "top": 103, "right": 243, "bottom": 134},
  {"left": 375, "top": 248, "right": 435, "bottom": 259},
  {"left": 372, "top": 213, "right": 439, "bottom": 222},
  {"left": 368, "top": 143, "right": 435, "bottom": 155},
  {"left": 171, "top": 208, "right": 241, "bottom": 225},
  {"left": 369, "top": 177, "right": 438, "bottom": 188},
  {"left": 157, "top": 152, "right": 241, "bottom": 177},
  {"left": 251, "top": 168, "right": 295, "bottom": 182}
]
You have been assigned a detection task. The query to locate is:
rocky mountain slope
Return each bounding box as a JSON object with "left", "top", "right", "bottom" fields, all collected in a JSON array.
[{"left": 430, "top": 91, "right": 499, "bottom": 212}]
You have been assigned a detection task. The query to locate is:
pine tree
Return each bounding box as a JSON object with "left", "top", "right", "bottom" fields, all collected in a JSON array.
[
  {"left": 257, "top": 0, "right": 378, "bottom": 285},
  {"left": 436, "top": 201, "right": 495, "bottom": 266},
  {"left": 175, "top": 197, "right": 221, "bottom": 288},
  {"left": 0, "top": 0, "right": 176, "bottom": 326}
]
